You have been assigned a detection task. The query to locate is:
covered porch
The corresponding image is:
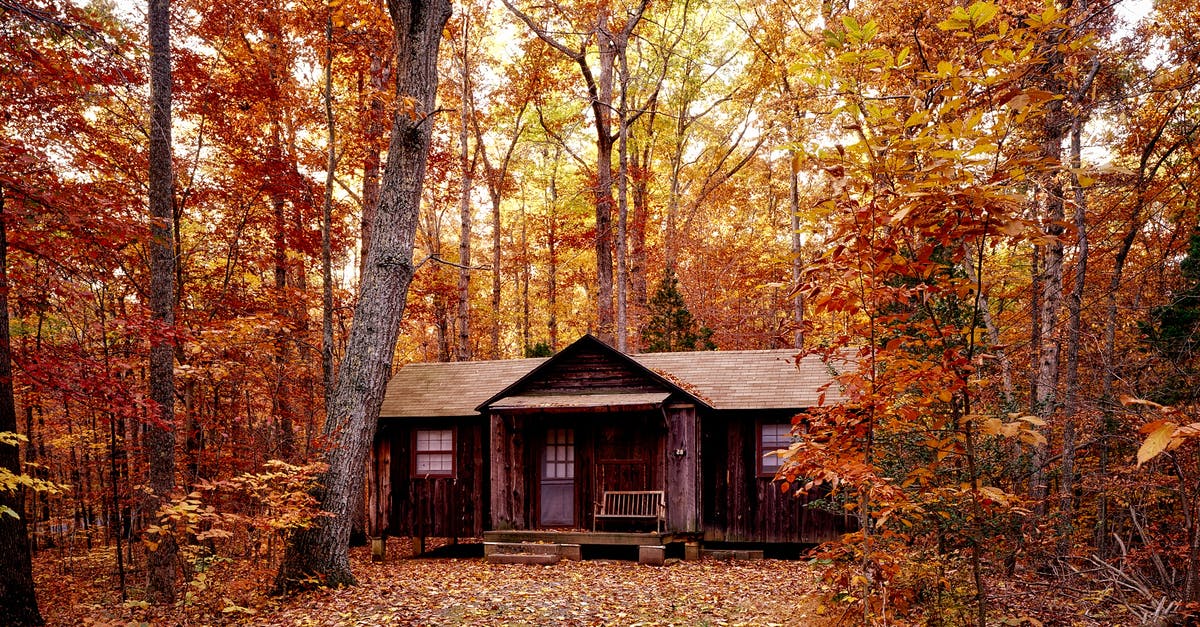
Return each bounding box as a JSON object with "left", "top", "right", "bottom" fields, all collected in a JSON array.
[{"left": 478, "top": 335, "right": 704, "bottom": 536}]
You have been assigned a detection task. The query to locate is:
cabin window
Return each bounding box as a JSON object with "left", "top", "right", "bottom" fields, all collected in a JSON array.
[
  {"left": 414, "top": 428, "right": 455, "bottom": 477},
  {"left": 758, "top": 422, "right": 794, "bottom": 477}
]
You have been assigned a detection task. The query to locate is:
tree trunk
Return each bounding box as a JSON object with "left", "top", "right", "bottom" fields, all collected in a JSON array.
[
  {"left": 591, "top": 63, "right": 616, "bottom": 346},
  {"left": 272, "top": 0, "right": 450, "bottom": 592},
  {"left": 321, "top": 2, "right": 336, "bottom": 410},
  {"left": 490, "top": 189, "right": 502, "bottom": 359},
  {"left": 547, "top": 148, "right": 560, "bottom": 350},
  {"left": 613, "top": 38, "right": 631, "bottom": 352},
  {"left": 146, "top": 0, "right": 178, "bottom": 602},
  {"left": 789, "top": 148, "right": 803, "bottom": 350},
  {"left": 499, "top": 0, "right": 648, "bottom": 346},
  {"left": 629, "top": 135, "right": 650, "bottom": 349},
  {"left": 520, "top": 201, "right": 530, "bottom": 350},
  {"left": 0, "top": 188, "right": 44, "bottom": 625},
  {"left": 456, "top": 20, "right": 473, "bottom": 362},
  {"left": 360, "top": 53, "right": 388, "bottom": 278},
  {"left": 1059, "top": 55, "right": 1098, "bottom": 556},
  {"left": 1031, "top": 83, "right": 1069, "bottom": 510}
]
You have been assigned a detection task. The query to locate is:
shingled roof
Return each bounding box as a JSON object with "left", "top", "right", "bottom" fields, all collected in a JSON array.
[{"left": 379, "top": 338, "right": 849, "bottom": 419}]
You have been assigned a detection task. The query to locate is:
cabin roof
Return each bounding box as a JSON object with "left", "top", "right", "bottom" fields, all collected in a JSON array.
[
  {"left": 379, "top": 357, "right": 548, "bottom": 418},
  {"left": 380, "top": 339, "right": 848, "bottom": 419}
]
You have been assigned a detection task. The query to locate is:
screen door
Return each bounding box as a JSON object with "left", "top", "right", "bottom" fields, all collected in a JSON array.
[{"left": 540, "top": 428, "right": 575, "bottom": 526}]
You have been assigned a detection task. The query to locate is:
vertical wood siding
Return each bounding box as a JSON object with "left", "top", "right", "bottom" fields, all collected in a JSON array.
[
  {"left": 701, "top": 412, "right": 852, "bottom": 543},
  {"left": 383, "top": 418, "right": 487, "bottom": 538}
]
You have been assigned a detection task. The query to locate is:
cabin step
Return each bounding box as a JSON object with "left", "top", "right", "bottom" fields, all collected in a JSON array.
[
  {"left": 485, "top": 552, "right": 562, "bottom": 566},
  {"left": 701, "top": 549, "right": 764, "bottom": 561},
  {"left": 483, "top": 541, "right": 581, "bottom": 560}
]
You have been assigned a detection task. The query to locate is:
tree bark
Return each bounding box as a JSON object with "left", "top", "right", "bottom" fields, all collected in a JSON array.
[
  {"left": 456, "top": 18, "right": 473, "bottom": 362},
  {"left": 146, "top": 0, "right": 178, "bottom": 602},
  {"left": 321, "top": 0, "right": 336, "bottom": 411},
  {"left": 547, "top": 148, "right": 560, "bottom": 350},
  {"left": 613, "top": 30, "right": 633, "bottom": 352},
  {"left": 1059, "top": 55, "right": 1099, "bottom": 557},
  {"left": 1030, "top": 48, "right": 1070, "bottom": 508},
  {"left": 272, "top": 0, "right": 450, "bottom": 592},
  {"left": 360, "top": 53, "right": 389, "bottom": 278},
  {"left": 789, "top": 147, "right": 803, "bottom": 350},
  {"left": 0, "top": 188, "right": 44, "bottom": 625}
]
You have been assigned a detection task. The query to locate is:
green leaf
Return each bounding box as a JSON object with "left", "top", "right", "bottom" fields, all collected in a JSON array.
[
  {"left": 0, "top": 505, "right": 18, "bottom": 519},
  {"left": 841, "top": 15, "right": 861, "bottom": 37},
  {"left": 968, "top": 2, "right": 999, "bottom": 27}
]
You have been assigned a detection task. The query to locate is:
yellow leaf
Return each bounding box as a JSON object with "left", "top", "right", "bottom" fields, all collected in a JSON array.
[
  {"left": 1137, "top": 423, "right": 1177, "bottom": 466},
  {"left": 937, "top": 390, "right": 953, "bottom": 403}
]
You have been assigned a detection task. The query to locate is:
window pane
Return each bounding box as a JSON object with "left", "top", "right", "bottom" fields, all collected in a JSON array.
[
  {"left": 761, "top": 423, "right": 792, "bottom": 474},
  {"left": 416, "top": 429, "right": 452, "bottom": 452},
  {"left": 415, "top": 429, "right": 453, "bottom": 475},
  {"left": 417, "top": 452, "right": 452, "bottom": 473}
]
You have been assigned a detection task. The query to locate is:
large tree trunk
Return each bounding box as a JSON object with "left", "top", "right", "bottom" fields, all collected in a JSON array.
[
  {"left": 1030, "top": 36, "right": 1070, "bottom": 510},
  {"left": 272, "top": 0, "right": 450, "bottom": 592},
  {"left": 146, "top": 0, "right": 178, "bottom": 603},
  {"left": 0, "top": 189, "right": 44, "bottom": 625}
]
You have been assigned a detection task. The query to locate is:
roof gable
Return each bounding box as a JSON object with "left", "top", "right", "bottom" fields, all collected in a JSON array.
[{"left": 475, "top": 334, "right": 711, "bottom": 412}]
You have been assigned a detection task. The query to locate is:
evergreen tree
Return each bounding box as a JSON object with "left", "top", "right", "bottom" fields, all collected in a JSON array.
[
  {"left": 1140, "top": 227, "right": 1200, "bottom": 404},
  {"left": 642, "top": 269, "right": 715, "bottom": 352}
]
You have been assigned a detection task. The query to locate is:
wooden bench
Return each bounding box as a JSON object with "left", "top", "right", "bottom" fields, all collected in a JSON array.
[{"left": 593, "top": 490, "right": 666, "bottom": 533}]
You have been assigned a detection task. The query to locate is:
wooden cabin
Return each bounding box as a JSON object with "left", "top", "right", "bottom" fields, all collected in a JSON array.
[{"left": 369, "top": 334, "right": 853, "bottom": 557}]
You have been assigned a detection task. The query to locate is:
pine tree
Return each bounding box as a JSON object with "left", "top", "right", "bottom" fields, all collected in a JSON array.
[
  {"left": 1140, "top": 227, "right": 1200, "bottom": 404},
  {"left": 642, "top": 269, "right": 715, "bottom": 353}
]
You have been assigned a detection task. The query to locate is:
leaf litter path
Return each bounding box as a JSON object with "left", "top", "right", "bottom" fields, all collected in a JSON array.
[{"left": 262, "top": 548, "right": 831, "bottom": 626}]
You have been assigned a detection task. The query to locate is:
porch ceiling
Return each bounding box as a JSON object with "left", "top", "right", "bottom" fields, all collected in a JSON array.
[{"left": 488, "top": 391, "right": 670, "bottom": 412}]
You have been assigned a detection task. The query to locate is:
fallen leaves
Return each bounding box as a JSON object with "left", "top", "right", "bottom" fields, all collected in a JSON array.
[{"left": 37, "top": 544, "right": 831, "bottom": 626}]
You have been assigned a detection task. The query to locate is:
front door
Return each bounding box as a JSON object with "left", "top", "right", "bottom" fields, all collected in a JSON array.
[
  {"left": 540, "top": 428, "right": 575, "bottom": 526},
  {"left": 596, "top": 424, "right": 650, "bottom": 493}
]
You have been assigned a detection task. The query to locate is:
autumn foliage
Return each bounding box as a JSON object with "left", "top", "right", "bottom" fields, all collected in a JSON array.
[{"left": 1, "top": 0, "right": 1199, "bottom": 622}]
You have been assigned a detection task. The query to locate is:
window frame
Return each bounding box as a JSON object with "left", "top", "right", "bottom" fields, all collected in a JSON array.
[
  {"left": 412, "top": 427, "right": 456, "bottom": 478},
  {"left": 757, "top": 421, "right": 795, "bottom": 478}
]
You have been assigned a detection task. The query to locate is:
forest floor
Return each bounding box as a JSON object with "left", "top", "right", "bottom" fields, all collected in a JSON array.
[
  {"left": 34, "top": 542, "right": 837, "bottom": 626},
  {"left": 32, "top": 540, "right": 1142, "bottom": 625}
]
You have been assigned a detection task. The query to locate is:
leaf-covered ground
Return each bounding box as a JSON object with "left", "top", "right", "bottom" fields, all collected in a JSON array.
[{"left": 36, "top": 544, "right": 834, "bottom": 626}]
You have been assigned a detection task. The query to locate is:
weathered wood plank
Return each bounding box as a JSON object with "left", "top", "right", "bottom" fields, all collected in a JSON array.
[
  {"left": 665, "top": 403, "right": 698, "bottom": 532},
  {"left": 381, "top": 418, "right": 488, "bottom": 538},
  {"left": 483, "top": 530, "right": 663, "bottom": 546},
  {"left": 700, "top": 412, "right": 852, "bottom": 543}
]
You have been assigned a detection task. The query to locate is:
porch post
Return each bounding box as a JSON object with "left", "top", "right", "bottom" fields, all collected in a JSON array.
[
  {"left": 367, "top": 435, "right": 392, "bottom": 561},
  {"left": 490, "top": 411, "right": 527, "bottom": 529}
]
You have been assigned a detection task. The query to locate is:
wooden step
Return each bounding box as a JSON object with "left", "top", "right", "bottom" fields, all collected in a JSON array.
[
  {"left": 701, "top": 549, "right": 764, "bottom": 561},
  {"left": 484, "top": 542, "right": 581, "bottom": 560},
  {"left": 485, "top": 552, "right": 562, "bottom": 566}
]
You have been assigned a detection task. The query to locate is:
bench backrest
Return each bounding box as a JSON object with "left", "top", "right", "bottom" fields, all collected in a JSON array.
[{"left": 600, "top": 490, "right": 664, "bottom": 517}]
